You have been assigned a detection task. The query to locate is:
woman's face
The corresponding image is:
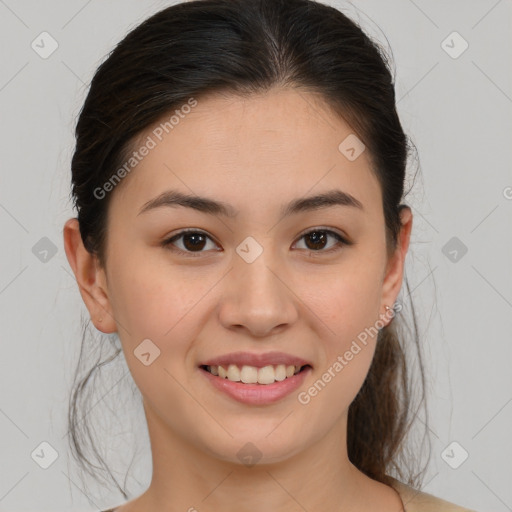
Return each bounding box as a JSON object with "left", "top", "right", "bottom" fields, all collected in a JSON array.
[{"left": 71, "top": 87, "right": 411, "bottom": 465}]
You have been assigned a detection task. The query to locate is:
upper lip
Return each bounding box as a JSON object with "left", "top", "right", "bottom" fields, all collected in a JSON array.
[{"left": 200, "top": 351, "right": 312, "bottom": 368}]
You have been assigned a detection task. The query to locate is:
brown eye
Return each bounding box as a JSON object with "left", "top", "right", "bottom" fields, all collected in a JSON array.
[
  {"left": 162, "top": 230, "right": 219, "bottom": 256},
  {"left": 294, "top": 229, "right": 349, "bottom": 254},
  {"left": 181, "top": 232, "right": 207, "bottom": 251},
  {"left": 162, "top": 227, "right": 350, "bottom": 258},
  {"left": 304, "top": 231, "right": 329, "bottom": 250}
]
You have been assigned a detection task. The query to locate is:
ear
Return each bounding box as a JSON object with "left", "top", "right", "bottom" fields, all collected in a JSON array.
[
  {"left": 380, "top": 206, "right": 413, "bottom": 324},
  {"left": 63, "top": 218, "right": 117, "bottom": 333}
]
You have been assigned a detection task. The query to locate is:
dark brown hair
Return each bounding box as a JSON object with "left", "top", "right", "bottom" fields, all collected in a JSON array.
[{"left": 67, "top": 0, "right": 429, "bottom": 500}]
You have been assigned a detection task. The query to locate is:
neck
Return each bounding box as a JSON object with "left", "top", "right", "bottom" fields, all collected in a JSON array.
[{"left": 139, "top": 401, "right": 373, "bottom": 512}]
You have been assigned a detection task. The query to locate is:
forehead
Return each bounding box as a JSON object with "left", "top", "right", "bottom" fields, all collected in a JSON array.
[{"left": 110, "top": 88, "right": 382, "bottom": 220}]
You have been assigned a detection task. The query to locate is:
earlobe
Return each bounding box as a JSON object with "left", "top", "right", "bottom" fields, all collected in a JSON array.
[{"left": 63, "top": 218, "right": 117, "bottom": 333}]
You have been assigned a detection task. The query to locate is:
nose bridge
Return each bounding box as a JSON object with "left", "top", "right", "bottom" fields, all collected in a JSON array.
[
  {"left": 218, "top": 238, "right": 298, "bottom": 335},
  {"left": 237, "top": 246, "right": 281, "bottom": 296}
]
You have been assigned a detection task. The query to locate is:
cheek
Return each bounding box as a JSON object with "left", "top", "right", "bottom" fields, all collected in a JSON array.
[
  {"left": 107, "top": 262, "right": 205, "bottom": 397},
  {"left": 308, "top": 266, "right": 383, "bottom": 343},
  {"left": 301, "top": 257, "right": 383, "bottom": 395},
  {"left": 107, "top": 251, "right": 207, "bottom": 348},
  {"left": 301, "top": 279, "right": 381, "bottom": 422}
]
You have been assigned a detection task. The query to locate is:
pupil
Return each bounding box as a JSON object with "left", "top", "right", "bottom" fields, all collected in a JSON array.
[
  {"left": 306, "top": 231, "right": 326, "bottom": 250},
  {"left": 184, "top": 233, "right": 206, "bottom": 251}
]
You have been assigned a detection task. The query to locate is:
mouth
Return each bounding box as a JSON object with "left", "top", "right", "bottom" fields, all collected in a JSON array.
[
  {"left": 199, "top": 362, "right": 313, "bottom": 405},
  {"left": 199, "top": 363, "right": 312, "bottom": 385}
]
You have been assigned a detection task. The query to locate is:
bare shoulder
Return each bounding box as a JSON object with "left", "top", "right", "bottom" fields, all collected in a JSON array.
[
  {"left": 100, "top": 492, "right": 148, "bottom": 512},
  {"left": 100, "top": 496, "right": 144, "bottom": 512},
  {"left": 387, "top": 476, "right": 478, "bottom": 512}
]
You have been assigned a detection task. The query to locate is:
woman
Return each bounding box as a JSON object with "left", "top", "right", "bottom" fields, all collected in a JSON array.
[{"left": 63, "top": 0, "right": 477, "bottom": 510}]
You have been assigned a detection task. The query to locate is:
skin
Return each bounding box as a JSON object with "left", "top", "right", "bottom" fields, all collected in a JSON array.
[{"left": 64, "top": 87, "right": 412, "bottom": 512}]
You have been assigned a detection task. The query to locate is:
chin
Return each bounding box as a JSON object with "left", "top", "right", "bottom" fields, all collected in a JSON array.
[{"left": 193, "top": 423, "right": 311, "bottom": 468}]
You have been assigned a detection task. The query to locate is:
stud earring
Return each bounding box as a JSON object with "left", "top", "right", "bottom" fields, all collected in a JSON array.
[{"left": 384, "top": 304, "right": 395, "bottom": 325}]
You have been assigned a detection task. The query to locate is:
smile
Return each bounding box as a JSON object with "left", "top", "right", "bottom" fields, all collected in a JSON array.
[
  {"left": 201, "top": 363, "right": 308, "bottom": 384},
  {"left": 199, "top": 364, "right": 312, "bottom": 405}
]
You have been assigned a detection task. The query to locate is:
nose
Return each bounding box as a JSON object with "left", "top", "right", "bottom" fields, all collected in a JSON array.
[{"left": 218, "top": 249, "right": 299, "bottom": 338}]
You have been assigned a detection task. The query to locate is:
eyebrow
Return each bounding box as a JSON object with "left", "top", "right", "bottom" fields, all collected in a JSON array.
[{"left": 137, "top": 188, "right": 364, "bottom": 218}]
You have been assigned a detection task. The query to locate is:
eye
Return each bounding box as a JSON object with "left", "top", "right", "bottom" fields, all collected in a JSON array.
[
  {"left": 161, "top": 227, "right": 351, "bottom": 257},
  {"left": 162, "top": 229, "right": 220, "bottom": 257},
  {"left": 293, "top": 228, "right": 350, "bottom": 254}
]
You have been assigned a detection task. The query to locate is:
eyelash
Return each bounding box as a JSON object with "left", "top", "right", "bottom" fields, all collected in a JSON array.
[{"left": 161, "top": 227, "right": 352, "bottom": 258}]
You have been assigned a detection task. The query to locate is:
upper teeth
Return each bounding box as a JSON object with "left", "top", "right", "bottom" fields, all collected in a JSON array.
[{"left": 206, "top": 364, "right": 302, "bottom": 384}]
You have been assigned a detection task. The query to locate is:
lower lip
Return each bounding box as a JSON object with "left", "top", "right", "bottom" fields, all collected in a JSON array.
[{"left": 199, "top": 366, "right": 312, "bottom": 405}]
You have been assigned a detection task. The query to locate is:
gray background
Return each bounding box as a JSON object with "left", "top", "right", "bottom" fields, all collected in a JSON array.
[{"left": 0, "top": 0, "right": 511, "bottom": 510}]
